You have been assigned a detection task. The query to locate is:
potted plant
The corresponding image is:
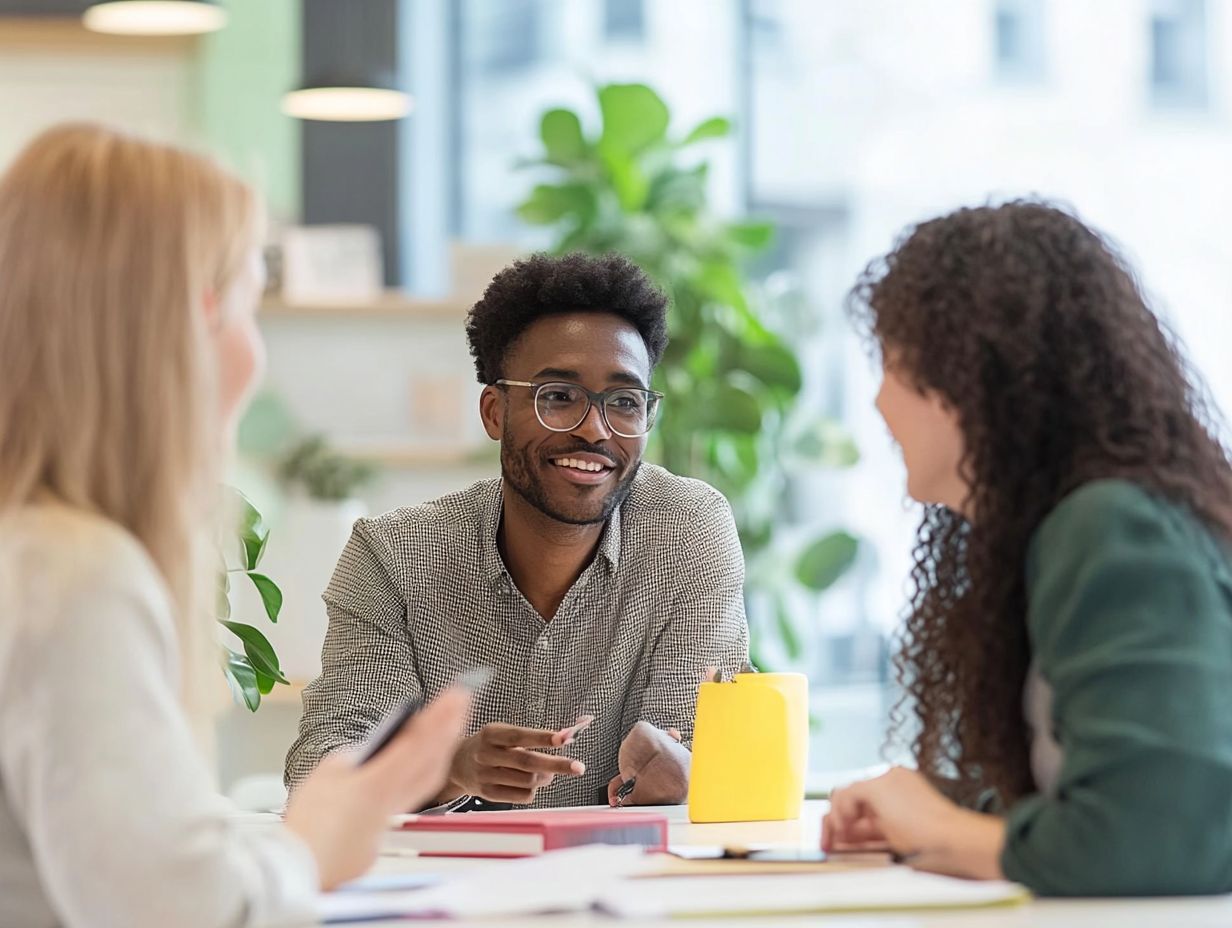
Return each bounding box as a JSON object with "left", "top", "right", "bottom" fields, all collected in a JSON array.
[
  {"left": 219, "top": 487, "right": 288, "bottom": 711},
  {"left": 255, "top": 435, "right": 376, "bottom": 682},
  {"left": 516, "top": 83, "right": 860, "bottom": 670}
]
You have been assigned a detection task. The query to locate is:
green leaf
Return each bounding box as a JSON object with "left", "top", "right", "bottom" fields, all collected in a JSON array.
[
  {"left": 682, "top": 115, "right": 732, "bottom": 145},
  {"left": 221, "top": 620, "right": 289, "bottom": 685},
  {"left": 790, "top": 419, "right": 860, "bottom": 468},
  {"left": 254, "top": 668, "right": 278, "bottom": 695},
  {"left": 216, "top": 570, "right": 231, "bottom": 620},
  {"left": 726, "top": 220, "right": 775, "bottom": 250},
  {"left": 540, "top": 108, "right": 587, "bottom": 165},
  {"left": 278, "top": 435, "right": 375, "bottom": 501},
  {"left": 795, "top": 531, "right": 860, "bottom": 592},
  {"left": 224, "top": 650, "right": 261, "bottom": 711},
  {"left": 773, "top": 596, "right": 804, "bottom": 661},
  {"left": 231, "top": 488, "right": 269, "bottom": 570},
  {"left": 598, "top": 83, "right": 670, "bottom": 155},
  {"left": 246, "top": 572, "right": 283, "bottom": 624},
  {"left": 738, "top": 519, "right": 774, "bottom": 557},
  {"left": 693, "top": 382, "right": 763, "bottom": 433},
  {"left": 516, "top": 183, "right": 596, "bottom": 225},
  {"left": 747, "top": 642, "right": 772, "bottom": 677},
  {"left": 602, "top": 150, "right": 650, "bottom": 212},
  {"left": 646, "top": 164, "right": 707, "bottom": 214},
  {"left": 710, "top": 433, "right": 760, "bottom": 493},
  {"left": 738, "top": 341, "right": 803, "bottom": 394},
  {"left": 693, "top": 262, "right": 749, "bottom": 314}
]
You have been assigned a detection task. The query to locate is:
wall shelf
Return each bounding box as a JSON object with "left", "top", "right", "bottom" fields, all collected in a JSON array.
[
  {"left": 336, "top": 440, "right": 496, "bottom": 469},
  {"left": 260, "top": 292, "right": 472, "bottom": 320},
  {"left": 259, "top": 679, "right": 307, "bottom": 706}
]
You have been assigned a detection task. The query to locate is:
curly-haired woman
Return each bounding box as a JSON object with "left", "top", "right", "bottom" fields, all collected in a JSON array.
[{"left": 823, "top": 201, "right": 1232, "bottom": 896}]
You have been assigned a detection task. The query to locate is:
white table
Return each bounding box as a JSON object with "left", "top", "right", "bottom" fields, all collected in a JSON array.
[{"left": 348, "top": 801, "right": 1232, "bottom": 926}]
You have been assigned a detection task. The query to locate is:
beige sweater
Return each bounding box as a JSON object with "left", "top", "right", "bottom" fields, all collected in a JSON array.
[{"left": 0, "top": 503, "right": 316, "bottom": 927}]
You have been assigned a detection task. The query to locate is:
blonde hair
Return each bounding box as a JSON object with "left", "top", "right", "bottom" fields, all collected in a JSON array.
[{"left": 0, "top": 123, "right": 260, "bottom": 719}]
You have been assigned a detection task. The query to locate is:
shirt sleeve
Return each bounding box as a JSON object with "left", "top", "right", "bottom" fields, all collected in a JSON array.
[
  {"left": 0, "top": 573, "right": 317, "bottom": 928},
  {"left": 1001, "top": 482, "right": 1232, "bottom": 896},
  {"left": 284, "top": 520, "right": 422, "bottom": 792},
  {"left": 628, "top": 494, "right": 750, "bottom": 747}
]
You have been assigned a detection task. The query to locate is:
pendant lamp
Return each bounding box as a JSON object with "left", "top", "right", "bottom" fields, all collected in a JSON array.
[
  {"left": 282, "top": 73, "right": 413, "bottom": 122},
  {"left": 83, "top": 0, "right": 227, "bottom": 36}
]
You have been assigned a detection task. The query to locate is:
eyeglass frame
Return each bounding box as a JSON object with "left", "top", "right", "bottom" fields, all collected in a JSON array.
[{"left": 493, "top": 379, "right": 665, "bottom": 438}]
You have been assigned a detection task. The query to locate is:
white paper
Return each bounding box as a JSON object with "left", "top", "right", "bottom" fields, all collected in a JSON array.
[
  {"left": 596, "top": 868, "right": 1029, "bottom": 918},
  {"left": 317, "top": 844, "right": 651, "bottom": 923}
]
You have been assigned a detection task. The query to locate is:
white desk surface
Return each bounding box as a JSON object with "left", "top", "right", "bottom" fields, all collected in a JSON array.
[{"left": 341, "top": 800, "right": 1232, "bottom": 926}]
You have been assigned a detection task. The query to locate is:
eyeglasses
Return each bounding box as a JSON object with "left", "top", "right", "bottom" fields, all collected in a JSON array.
[{"left": 494, "top": 379, "right": 663, "bottom": 438}]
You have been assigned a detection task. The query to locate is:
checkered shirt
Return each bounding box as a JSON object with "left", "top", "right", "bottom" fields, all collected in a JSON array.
[{"left": 284, "top": 463, "right": 749, "bottom": 808}]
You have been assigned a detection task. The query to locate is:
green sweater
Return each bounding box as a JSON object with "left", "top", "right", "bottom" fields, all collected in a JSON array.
[{"left": 1001, "top": 479, "right": 1232, "bottom": 896}]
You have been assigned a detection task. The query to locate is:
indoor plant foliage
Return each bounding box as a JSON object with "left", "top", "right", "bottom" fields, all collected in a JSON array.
[
  {"left": 237, "top": 397, "right": 379, "bottom": 684},
  {"left": 219, "top": 487, "right": 288, "bottom": 711},
  {"left": 517, "top": 83, "right": 860, "bottom": 669},
  {"left": 278, "top": 434, "right": 376, "bottom": 502}
]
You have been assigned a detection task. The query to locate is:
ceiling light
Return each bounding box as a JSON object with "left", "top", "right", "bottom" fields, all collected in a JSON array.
[
  {"left": 282, "top": 80, "right": 413, "bottom": 123},
  {"left": 83, "top": 1, "right": 227, "bottom": 37}
]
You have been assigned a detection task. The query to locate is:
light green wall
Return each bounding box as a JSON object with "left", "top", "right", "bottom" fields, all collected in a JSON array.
[{"left": 194, "top": 0, "right": 301, "bottom": 221}]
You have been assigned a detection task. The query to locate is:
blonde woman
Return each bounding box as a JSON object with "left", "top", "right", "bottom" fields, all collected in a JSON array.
[{"left": 0, "top": 124, "right": 469, "bottom": 926}]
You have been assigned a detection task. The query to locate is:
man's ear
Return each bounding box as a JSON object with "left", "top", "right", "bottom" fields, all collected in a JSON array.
[{"left": 479, "top": 385, "right": 504, "bottom": 441}]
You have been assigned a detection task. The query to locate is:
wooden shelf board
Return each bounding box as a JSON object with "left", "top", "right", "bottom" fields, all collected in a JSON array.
[
  {"left": 260, "top": 680, "right": 308, "bottom": 706},
  {"left": 260, "top": 292, "right": 472, "bottom": 320},
  {"left": 0, "top": 17, "right": 198, "bottom": 52},
  {"left": 337, "top": 441, "right": 497, "bottom": 469}
]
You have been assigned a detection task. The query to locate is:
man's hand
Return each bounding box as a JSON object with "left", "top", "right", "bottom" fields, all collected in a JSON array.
[
  {"left": 606, "top": 721, "right": 691, "bottom": 806},
  {"left": 441, "top": 722, "right": 586, "bottom": 804}
]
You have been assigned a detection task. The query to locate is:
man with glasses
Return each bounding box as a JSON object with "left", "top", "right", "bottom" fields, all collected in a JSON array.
[{"left": 286, "top": 253, "right": 749, "bottom": 810}]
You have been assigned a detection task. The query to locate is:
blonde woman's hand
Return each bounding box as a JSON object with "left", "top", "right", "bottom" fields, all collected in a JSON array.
[
  {"left": 284, "top": 688, "right": 470, "bottom": 890},
  {"left": 822, "top": 766, "right": 1006, "bottom": 880}
]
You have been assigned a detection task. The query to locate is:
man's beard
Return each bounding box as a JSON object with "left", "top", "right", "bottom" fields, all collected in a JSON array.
[{"left": 500, "top": 420, "right": 639, "bottom": 526}]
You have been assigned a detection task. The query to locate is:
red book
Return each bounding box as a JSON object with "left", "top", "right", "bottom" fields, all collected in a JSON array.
[{"left": 388, "top": 809, "right": 669, "bottom": 858}]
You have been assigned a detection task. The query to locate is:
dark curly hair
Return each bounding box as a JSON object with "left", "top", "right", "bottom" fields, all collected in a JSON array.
[
  {"left": 848, "top": 200, "right": 1232, "bottom": 804},
  {"left": 465, "top": 252, "right": 669, "bottom": 384}
]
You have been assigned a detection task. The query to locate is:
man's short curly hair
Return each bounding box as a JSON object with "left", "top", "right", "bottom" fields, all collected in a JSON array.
[{"left": 465, "top": 252, "right": 669, "bottom": 384}]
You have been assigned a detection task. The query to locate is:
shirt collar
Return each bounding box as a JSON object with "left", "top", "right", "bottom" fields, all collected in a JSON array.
[{"left": 480, "top": 479, "right": 624, "bottom": 587}]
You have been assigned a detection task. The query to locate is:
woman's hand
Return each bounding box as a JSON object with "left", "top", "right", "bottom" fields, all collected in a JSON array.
[
  {"left": 284, "top": 687, "right": 471, "bottom": 889},
  {"left": 823, "top": 767, "right": 1007, "bottom": 880}
]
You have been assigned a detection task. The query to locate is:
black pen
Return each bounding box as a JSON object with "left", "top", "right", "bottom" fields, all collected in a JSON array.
[{"left": 614, "top": 777, "right": 637, "bottom": 807}]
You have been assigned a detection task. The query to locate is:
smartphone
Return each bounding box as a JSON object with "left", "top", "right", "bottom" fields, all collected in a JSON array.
[
  {"left": 744, "top": 849, "right": 829, "bottom": 863},
  {"left": 669, "top": 846, "right": 828, "bottom": 863},
  {"left": 358, "top": 667, "right": 492, "bottom": 764}
]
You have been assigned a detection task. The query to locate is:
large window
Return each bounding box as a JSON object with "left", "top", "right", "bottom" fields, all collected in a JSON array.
[
  {"left": 472, "top": 0, "right": 543, "bottom": 74},
  {"left": 1149, "top": 0, "right": 1209, "bottom": 108},
  {"left": 993, "top": 0, "right": 1047, "bottom": 82},
  {"left": 453, "top": 0, "right": 739, "bottom": 242},
  {"left": 602, "top": 0, "right": 646, "bottom": 41},
  {"left": 448, "top": 0, "right": 1232, "bottom": 779}
]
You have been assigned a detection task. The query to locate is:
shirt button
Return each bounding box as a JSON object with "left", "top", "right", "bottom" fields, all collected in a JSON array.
[{"left": 537, "top": 637, "right": 551, "bottom": 651}]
